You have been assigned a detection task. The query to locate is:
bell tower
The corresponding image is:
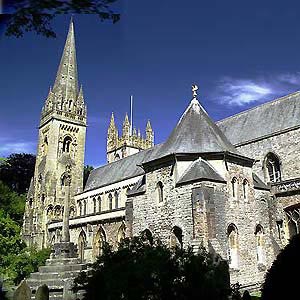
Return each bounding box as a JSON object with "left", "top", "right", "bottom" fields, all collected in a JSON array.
[{"left": 22, "top": 19, "right": 87, "bottom": 248}]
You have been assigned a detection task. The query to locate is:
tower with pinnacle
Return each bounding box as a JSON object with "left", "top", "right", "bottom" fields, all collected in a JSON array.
[
  {"left": 22, "top": 20, "right": 87, "bottom": 248},
  {"left": 107, "top": 113, "right": 154, "bottom": 163}
]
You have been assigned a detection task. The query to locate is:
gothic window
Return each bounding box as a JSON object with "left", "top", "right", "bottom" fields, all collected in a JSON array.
[
  {"left": 78, "top": 231, "right": 87, "bottom": 262},
  {"left": 265, "top": 153, "right": 281, "bottom": 182},
  {"left": 108, "top": 193, "right": 113, "bottom": 210},
  {"left": 83, "top": 200, "right": 87, "bottom": 215},
  {"left": 156, "top": 181, "right": 164, "bottom": 203},
  {"left": 169, "top": 226, "right": 183, "bottom": 249},
  {"left": 41, "top": 193, "right": 45, "bottom": 203},
  {"left": 231, "top": 177, "right": 238, "bottom": 198},
  {"left": 141, "top": 229, "right": 153, "bottom": 244},
  {"left": 242, "top": 179, "right": 249, "bottom": 201},
  {"left": 68, "top": 100, "right": 72, "bottom": 111},
  {"left": 227, "top": 224, "right": 239, "bottom": 269},
  {"left": 285, "top": 206, "right": 300, "bottom": 239},
  {"left": 62, "top": 136, "right": 72, "bottom": 153},
  {"left": 93, "top": 198, "right": 97, "bottom": 213},
  {"left": 42, "top": 136, "right": 48, "bottom": 155},
  {"left": 46, "top": 205, "right": 53, "bottom": 219},
  {"left": 114, "top": 191, "right": 119, "bottom": 209},
  {"left": 79, "top": 201, "right": 83, "bottom": 216},
  {"left": 117, "top": 223, "right": 126, "bottom": 243},
  {"left": 29, "top": 197, "right": 33, "bottom": 208},
  {"left": 115, "top": 153, "right": 120, "bottom": 161},
  {"left": 69, "top": 206, "right": 75, "bottom": 218},
  {"left": 54, "top": 205, "right": 62, "bottom": 219},
  {"left": 93, "top": 227, "right": 106, "bottom": 259},
  {"left": 98, "top": 196, "right": 102, "bottom": 213},
  {"left": 255, "top": 225, "right": 265, "bottom": 265}
]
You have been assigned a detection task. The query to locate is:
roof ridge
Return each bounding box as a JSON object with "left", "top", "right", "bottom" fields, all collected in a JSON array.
[{"left": 217, "top": 90, "right": 300, "bottom": 124}]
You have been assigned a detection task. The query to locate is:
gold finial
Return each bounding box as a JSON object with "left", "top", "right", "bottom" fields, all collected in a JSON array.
[{"left": 192, "top": 84, "right": 198, "bottom": 98}]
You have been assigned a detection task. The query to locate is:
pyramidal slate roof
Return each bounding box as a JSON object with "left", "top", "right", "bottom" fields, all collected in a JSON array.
[
  {"left": 144, "top": 98, "right": 237, "bottom": 163},
  {"left": 177, "top": 158, "right": 225, "bottom": 185},
  {"left": 217, "top": 91, "right": 300, "bottom": 146}
]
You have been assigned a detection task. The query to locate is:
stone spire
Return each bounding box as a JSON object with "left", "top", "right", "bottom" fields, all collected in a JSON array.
[
  {"left": 52, "top": 19, "right": 78, "bottom": 102},
  {"left": 122, "top": 113, "right": 130, "bottom": 139},
  {"left": 146, "top": 120, "right": 154, "bottom": 145},
  {"left": 107, "top": 113, "right": 118, "bottom": 151}
]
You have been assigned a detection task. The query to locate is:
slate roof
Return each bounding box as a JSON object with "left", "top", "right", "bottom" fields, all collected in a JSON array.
[
  {"left": 84, "top": 144, "right": 163, "bottom": 191},
  {"left": 217, "top": 91, "right": 300, "bottom": 145},
  {"left": 177, "top": 158, "right": 225, "bottom": 185},
  {"left": 144, "top": 99, "right": 237, "bottom": 164}
]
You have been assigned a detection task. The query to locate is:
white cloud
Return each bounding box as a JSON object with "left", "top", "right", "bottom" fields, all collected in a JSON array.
[
  {"left": 216, "top": 72, "right": 300, "bottom": 107},
  {"left": 0, "top": 141, "right": 35, "bottom": 156}
]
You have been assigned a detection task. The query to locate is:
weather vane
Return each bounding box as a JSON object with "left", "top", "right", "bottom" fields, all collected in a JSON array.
[{"left": 192, "top": 84, "right": 198, "bottom": 98}]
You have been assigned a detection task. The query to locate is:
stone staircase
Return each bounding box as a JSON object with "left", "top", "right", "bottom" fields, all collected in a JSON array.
[{"left": 27, "top": 257, "right": 88, "bottom": 300}]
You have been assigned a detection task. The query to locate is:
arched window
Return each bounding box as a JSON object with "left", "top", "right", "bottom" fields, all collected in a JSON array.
[
  {"left": 83, "top": 200, "right": 87, "bottom": 215},
  {"left": 227, "top": 224, "right": 239, "bottom": 269},
  {"left": 242, "top": 179, "right": 249, "bottom": 201},
  {"left": 46, "top": 205, "right": 53, "bottom": 219},
  {"left": 231, "top": 177, "right": 238, "bottom": 198},
  {"left": 43, "top": 136, "right": 48, "bottom": 155},
  {"left": 93, "top": 198, "right": 97, "bottom": 213},
  {"left": 62, "top": 136, "right": 72, "bottom": 153},
  {"left": 114, "top": 191, "right": 119, "bottom": 209},
  {"left": 29, "top": 197, "right": 33, "bottom": 208},
  {"left": 108, "top": 193, "right": 113, "bottom": 210},
  {"left": 93, "top": 227, "right": 106, "bottom": 259},
  {"left": 170, "top": 226, "right": 183, "bottom": 249},
  {"left": 98, "top": 196, "right": 102, "bottom": 213},
  {"left": 255, "top": 225, "right": 265, "bottom": 265},
  {"left": 156, "top": 181, "right": 164, "bottom": 203},
  {"left": 69, "top": 206, "right": 75, "bottom": 218},
  {"left": 115, "top": 153, "right": 120, "bottom": 161},
  {"left": 285, "top": 206, "right": 300, "bottom": 239},
  {"left": 78, "top": 201, "right": 83, "bottom": 216},
  {"left": 265, "top": 153, "right": 281, "bottom": 182},
  {"left": 141, "top": 229, "right": 153, "bottom": 244},
  {"left": 117, "top": 223, "right": 126, "bottom": 243},
  {"left": 54, "top": 205, "right": 61, "bottom": 218},
  {"left": 78, "top": 231, "right": 87, "bottom": 262}
]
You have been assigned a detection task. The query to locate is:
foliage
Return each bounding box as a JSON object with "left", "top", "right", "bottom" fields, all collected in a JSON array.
[
  {"left": 261, "top": 234, "right": 300, "bottom": 300},
  {"left": 0, "top": 153, "right": 36, "bottom": 195},
  {"left": 3, "top": 0, "right": 120, "bottom": 38},
  {"left": 83, "top": 165, "right": 94, "bottom": 188},
  {"left": 73, "top": 235, "right": 231, "bottom": 300},
  {"left": 0, "top": 181, "right": 26, "bottom": 225},
  {"left": 0, "top": 210, "right": 50, "bottom": 287}
]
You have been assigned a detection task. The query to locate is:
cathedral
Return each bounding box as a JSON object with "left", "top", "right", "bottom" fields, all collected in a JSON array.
[{"left": 22, "top": 20, "right": 300, "bottom": 289}]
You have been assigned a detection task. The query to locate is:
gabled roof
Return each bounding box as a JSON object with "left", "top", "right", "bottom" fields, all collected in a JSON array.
[
  {"left": 176, "top": 158, "right": 225, "bottom": 186},
  {"left": 217, "top": 91, "right": 300, "bottom": 146},
  {"left": 83, "top": 144, "right": 163, "bottom": 192},
  {"left": 144, "top": 98, "right": 237, "bottom": 164}
]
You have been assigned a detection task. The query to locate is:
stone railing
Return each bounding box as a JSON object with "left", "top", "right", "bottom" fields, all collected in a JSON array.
[{"left": 272, "top": 177, "right": 300, "bottom": 195}]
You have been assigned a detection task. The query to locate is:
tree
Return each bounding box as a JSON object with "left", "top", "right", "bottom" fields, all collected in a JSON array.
[
  {"left": 73, "top": 235, "right": 231, "bottom": 300},
  {"left": 0, "top": 153, "right": 35, "bottom": 194},
  {"left": 2, "top": 0, "right": 120, "bottom": 38},
  {"left": 261, "top": 234, "right": 300, "bottom": 300},
  {"left": 83, "top": 165, "right": 94, "bottom": 188},
  {"left": 0, "top": 210, "right": 51, "bottom": 288},
  {"left": 0, "top": 181, "right": 26, "bottom": 225}
]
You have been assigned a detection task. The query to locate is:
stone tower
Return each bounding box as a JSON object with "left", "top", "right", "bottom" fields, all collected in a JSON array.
[
  {"left": 106, "top": 113, "right": 154, "bottom": 163},
  {"left": 22, "top": 19, "right": 87, "bottom": 249}
]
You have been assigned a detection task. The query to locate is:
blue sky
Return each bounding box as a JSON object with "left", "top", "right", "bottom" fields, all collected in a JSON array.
[{"left": 1, "top": 0, "right": 300, "bottom": 167}]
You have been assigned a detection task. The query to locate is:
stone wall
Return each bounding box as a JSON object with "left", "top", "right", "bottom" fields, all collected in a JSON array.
[{"left": 236, "top": 128, "right": 300, "bottom": 181}]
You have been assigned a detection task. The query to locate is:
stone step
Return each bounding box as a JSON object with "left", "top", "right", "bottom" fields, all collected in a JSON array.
[
  {"left": 39, "top": 263, "right": 87, "bottom": 273},
  {"left": 46, "top": 258, "right": 82, "bottom": 265},
  {"left": 29, "top": 270, "right": 84, "bottom": 281}
]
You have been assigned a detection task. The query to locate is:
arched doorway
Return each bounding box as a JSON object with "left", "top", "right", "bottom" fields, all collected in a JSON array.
[
  {"left": 78, "top": 231, "right": 86, "bottom": 262},
  {"left": 169, "top": 226, "right": 183, "bottom": 248},
  {"left": 93, "top": 227, "right": 106, "bottom": 260}
]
